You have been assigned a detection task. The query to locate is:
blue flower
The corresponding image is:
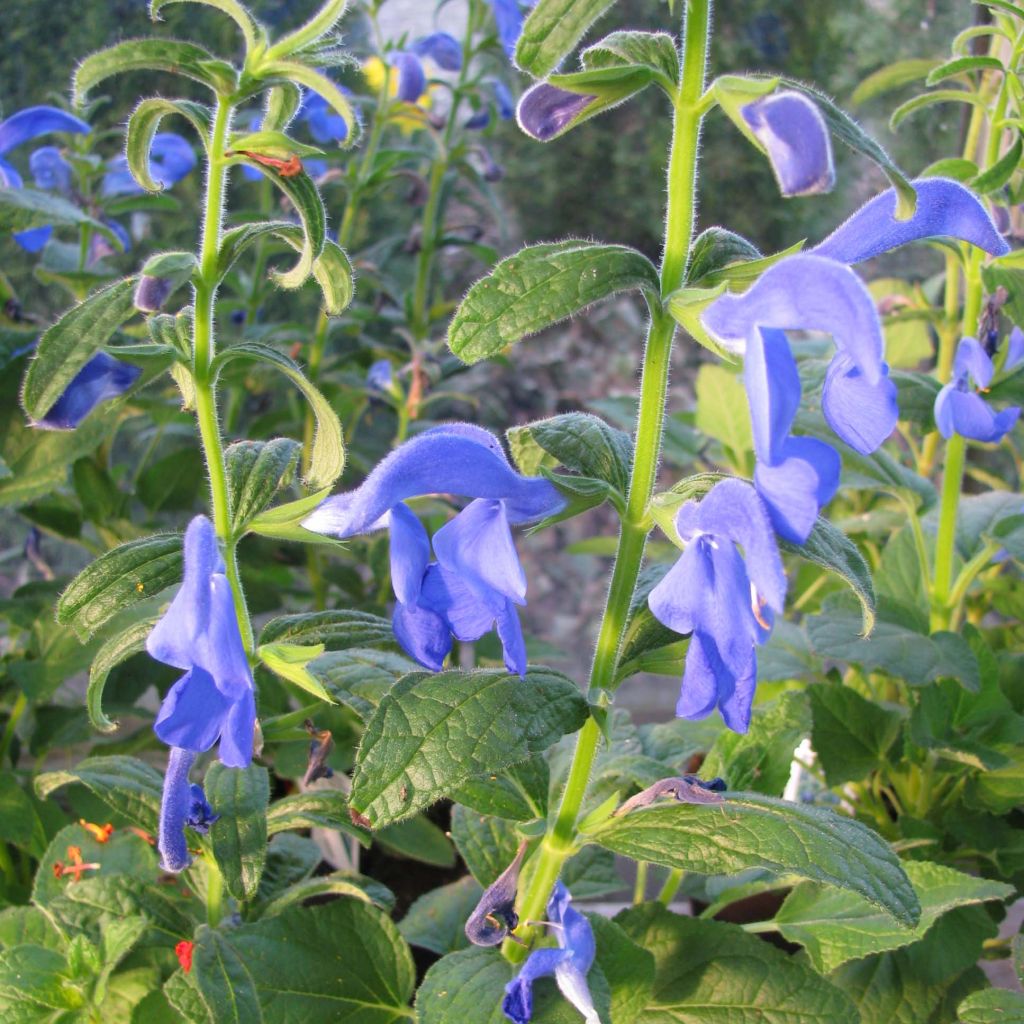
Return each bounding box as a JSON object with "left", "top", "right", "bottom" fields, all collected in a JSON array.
[
  {"left": 934, "top": 335, "right": 1021, "bottom": 442},
  {"left": 391, "top": 51, "right": 428, "bottom": 104},
  {"left": 147, "top": 516, "right": 256, "bottom": 768},
  {"left": 29, "top": 146, "right": 73, "bottom": 193},
  {"left": 465, "top": 841, "right": 527, "bottom": 946},
  {"left": 302, "top": 424, "right": 564, "bottom": 675},
  {"left": 489, "top": 0, "right": 531, "bottom": 58},
  {"left": 32, "top": 352, "right": 141, "bottom": 430},
  {"left": 517, "top": 85, "right": 594, "bottom": 142},
  {"left": 0, "top": 106, "right": 90, "bottom": 252},
  {"left": 411, "top": 32, "right": 463, "bottom": 72},
  {"left": 741, "top": 91, "right": 834, "bottom": 197},
  {"left": 647, "top": 479, "right": 786, "bottom": 733},
  {"left": 502, "top": 883, "right": 598, "bottom": 1024},
  {"left": 101, "top": 133, "right": 197, "bottom": 196},
  {"left": 467, "top": 80, "right": 516, "bottom": 130},
  {"left": 157, "top": 747, "right": 220, "bottom": 873},
  {"left": 299, "top": 88, "right": 351, "bottom": 145},
  {"left": 367, "top": 359, "right": 394, "bottom": 393}
]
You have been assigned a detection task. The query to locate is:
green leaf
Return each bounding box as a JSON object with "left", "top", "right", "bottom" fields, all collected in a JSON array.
[
  {"left": 74, "top": 38, "right": 237, "bottom": 102},
  {"left": 973, "top": 133, "right": 1023, "bottom": 193},
  {"left": 398, "top": 875, "right": 482, "bottom": 955},
  {"left": 454, "top": 756, "right": 549, "bottom": 822},
  {"left": 265, "top": 791, "right": 370, "bottom": 846},
  {"left": 150, "top": 0, "right": 261, "bottom": 52},
  {"left": 890, "top": 89, "right": 988, "bottom": 130},
  {"left": 775, "top": 860, "right": 1013, "bottom": 974},
  {"left": 0, "top": 908, "right": 64, "bottom": 952},
  {"left": 780, "top": 516, "right": 876, "bottom": 634},
  {"left": 506, "top": 412, "right": 633, "bottom": 494},
  {"left": 514, "top": 0, "right": 616, "bottom": 78},
  {"left": 306, "top": 649, "right": 419, "bottom": 720},
  {"left": 87, "top": 618, "right": 156, "bottom": 733},
  {"left": 22, "top": 278, "right": 138, "bottom": 422},
  {"left": 193, "top": 926, "right": 264, "bottom": 1024},
  {"left": 260, "top": 610, "right": 394, "bottom": 650},
  {"left": 164, "top": 970, "right": 212, "bottom": 1023},
  {"left": 258, "top": 642, "right": 335, "bottom": 703},
  {"left": 702, "top": 690, "right": 811, "bottom": 796},
  {"left": 256, "top": 62, "right": 359, "bottom": 147},
  {"left": 582, "top": 29, "right": 679, "bottom": 84},
  {"left": 376, "top": 815, "right": 456, "bottom": 868},
  {"left": 214, "top": 342, "right": 343, "bottom": 490},
  {"left": 448, "top": 241, "right": 659, "bottom": 365},
  {"left": 57, "top": 533, "right": 182, "bottom": 641},
  {"left": 228, "top": 129, "right": 324, "bottom": 159},
  {"left": 223, "top": 162, "right": 325, "bottom": 289},
  {"left": 225, "top": 438, "right": 300, "bottom": 533},
  {"left": 0, "top": 187, "right": 124, "bottom": 247},
  {"left": 247, "top": 487, "right": 337, "bottom": 545},
  {"left": 615, "top": 905, "right": 859, "bottom": 1023},
  {"left": 450, "top": 805, "right": 519, "bottom": 885},
  {"left": 267, "top": 225, "right": 356, "bottom": 315},
  {"left": 351, "top": 668, "right": 588, "bottom": 826},
  {"left": 958, "top": 988, "right": 1024, "bottom": 1023},
  {"left": 257, "top": 871, "right": 394, "bottom": 919},
  {"left": 695, "top": 363, "right": 753, "bottom": 456},
  {"left": 415, "top": 947, "right": 511, "bottom": 1024},
  {"left": 0, "top": 946, "right": 86, "bottom": 1015},
  {"left": 126, "top": 99, "right": 211, "bottom": 191},
  {"left": 685, "top": 227, "right": 761, "bottom": 286},
  {"left": 590, "top": 792, "right": 920, "bottom": 925},
  {"left": 35, "top": 756, "right": 164, "bottom": 832},
  {"left": 851, "top": 58, "right": 939, "bottom": 106},
  {"left": 0, "top": 774, "right": 45, "bottom": 855},
  {"left": 206, "top": 763, "right": 270, "bottom": 901},
  {"left": 809, "top": 682, "right": 903, "bottom": 785},
  {"left": 925, "top": 55, "right": 1005, "bottom": 86}
]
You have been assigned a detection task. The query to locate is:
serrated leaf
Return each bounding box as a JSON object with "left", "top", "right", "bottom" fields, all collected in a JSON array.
[
  {"left": 449, "top": 806, "right": 519, "bottom": 886},
  {"left": 74, "top": 38, "right": 237, "bottom": 102},
  {"left": 35, "top": 756, "right": 164, "bottom": 832},
  {"left": 87, "top": 618, "right": 156, "bottom": 733},
  {"left": 257, "top": 871, "right": 393, "bottom": 920},
  {"left": 685, "top": 228, "right": 761, "bottom": 286},
  {"left": 581, "top": 30, "right": 679, "bottom": 84},
  {"left": 225, "top": 438, "right": 300, "bottom": 532},
  {"left": 399, "top": 876, "right": 482, "bottom": 956},
  {"left": 22, "top": 278, "right": 138, "bottom": 422},
  {"left": 214, "top": 342, "right": 342, "bottom": 490},
  {"left": 126, "top": 99, "right": 210, "bottom": 192},
  {"left": 514, "top": 0, "right": 616, "bottom": 78},
  {"left": 851, "top": 58, "right": 939, "bottom": 106},
  {"left": 925, "top": 55, "right": 1004, "bottom": 86},
  {"left": 306, "top": 649, "right": 419, "bottom": 719},
  {"left": 615, "top": 905, "right": 859, "bottom": 1023},
  {"left": 781, "top": 516, "right": 876, "bottom": 633},
  {"left": 247, "top": 487, "right": 336, "bottom": 545},
  {"left": 193, "top": 926, "right": 263, "bottom": 1024},
  {"left": 775, "top": 860, "right": 1013, "bottom": 974},
  {"left": 351, "top": 668, "right": 589, "bottom": 826},
  {"left": 0, "top": 945, "right": 85, "bottom": 1014},
  {"left": 268, "top": 225, "right": 355, "bottom": 315},
  {"left": 958, "top": 988, "right": 1024, "bottom": 1023},
  {"left": 695, "top": 363, "right": 753, "bottom": 455},
  {"left": 260, "top": 610, "right": 394, "bottom": 650},
  {"left": 590, "top": 792, "right": 920, "bottom": 925},
  {"left": 454, "top": 755, "right": 549, "bottom": 821},
  {"left": 265, "top": 791, "right": 370, "bottom": 846},
  {"left": 973, "top": 133, "right": 1023, "bottom": 193},
  {"left": 0, "top": 188, "right": 124, "bottom": 247},
  {"left": 206, "top": 763, "right": 269, "bottom": 901},
  {"left": 258, "top": 642, "right": 334, "bottom": 703},
  {"left": 164, "top": 969, "right": 212, "bottom": 1023},
  {"left": 57, "top": 533, "right": 182, "bottom": 640},
  {"left": 376, "top": 815, "right": 457, "bottom": 868},
  {"left": 449, "top": 241, "right": 659, "bottom": 365},
  {"left": 228, "top": 129, "right": 323, "bottom": 159},
  {"left": 257, "top": 62, "right": 359, "bottom": 147},
  {"left": 150, "top": 0, "right": 260, "bottom": 52},
  {"left": 507, "top": 412, "right": 633, "bottom": 494}
]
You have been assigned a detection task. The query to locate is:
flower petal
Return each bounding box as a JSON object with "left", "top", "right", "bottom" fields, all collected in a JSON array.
[
  {"left": 503, "top": 949, "right": 572, "bottom": 1024},
  {"left": 517, "top": 84, "right": 594, "bottom": 142},
  {"left": 154, "top": 668, "right": 233, "bottom": 753},
  {"left": 822, "top": 352, "right": 898, "bottom": 454},
  {"left": 411, "top": 32, "right": 463, "bottom": 71},
  {"left": 13, "top": 225, "right": 52, "bottom": 252},
  {"left": 744, "top": 327, "right": 801, "bottom": 463},
  {"left": 495, "top": 600, "right": 527, "bottom": 677},
  {"left": 464, "top": 841, "right": 526, "bottom": 946},
  {"left": 0, "top": 106, "right": 90, "bottom": 156},
  {"left": 701, "top": 254, "right": 885, "bottom": 383},
  {"left": 29, "top": 146, "right": 72, "bottom": 193},
  {"left": 302, "top": 425, "right": 564, "bottom": 537},
  {"left": 433, "top": 499, "right": 527, "bottom": 604},
  {"left": 393, "top": 586, "right": 452, "bottom": 671},
  {"left": 389, "top": 502, "right": 430, "bottom": 606},
  {"left": 754, "top": 435, "right": 840, "bottom": 544},
  {"left": 489, "top": 0, "right": 526, "bottom": 57},
  {"left": 1004, "top": 326, "right": 1024, "bottom": 373},
  {"left": 392, "top": 52, "right": 427, "bottom": 104},
  {"left": 421, "top": 563, "right": 501, "bottom": 641},
  {"left": 937, "top": 388, "right": 1019, "bottom": 442},
  {"left": 953, "top": 336, "right": 994, "bottom": 389},
  {"left": 158, "top": 747, "right": 197, "bottom": 873},
  {"left": 741, "top": 91, "right": 834, "bottom": 197},
  {"left": 32, "top": 352, "right": 140, "bottom": 430},
  {"left": 813, "top": 177, "right": 1009, "bottom": 265},
  {"left": 216, "top": 686, "right": 256, "bottom": 768},
  {"left": 0, "top": 156, "right": 22, "bottom": 188}
]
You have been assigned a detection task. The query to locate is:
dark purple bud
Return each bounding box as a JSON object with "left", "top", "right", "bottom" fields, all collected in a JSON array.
[
  {"left": 392, "top": 52, "right": 427, "bottom": 104},
  {"left": 302, "top": 719, "right": 335, "bottom": 786},
  {"left": 186, "top": 783, "right": 219, "bottom": 834},
  {"left": 465, "top": 840, "right": 527, "bottom": 946},
  {"left": 24, "top": 527, "right": 53, "bottom": 580},
  {"left": 614, "top": 775, "right": 727, "bottom": 817},
  {"left": 134, "top": 275, "right": 175, "bottom": 313},
  {"left": 517, "top": 84, "right": 595, "bottom": 142}
]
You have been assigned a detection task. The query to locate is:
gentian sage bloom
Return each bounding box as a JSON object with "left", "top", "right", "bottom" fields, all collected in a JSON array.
[
  {"left": 502, "top": 883, "right": 598, "bottom": 1024},
  {"left": 935, "top": 335, "right": 1021, "bottom": 442},
  {"left": 701, "top": 178, "right": 1009, "bottom": 541},
  {"left": 410, "top": 32, "right": 463, "bottom": 72},
  {"left": 465, "top": 841, "right": 527, "bottom": 946},
  {"left": 0, "top": 105, "right": 90, "bottom": 252},
  {"left": 101, "top": 133, "right": 197, "bottom": 196},
  {"left": 648, "top": 479, "right": 786, "bottom": 733},
  {"left": 33, "top": 352, "right": 141, "bottom": 430},
  {"left": 302, "top": 424, "right": 564, "bottom": 675},
  {"left": 158, "top": 748, "right": 219, "bottom": 872},
  {"left": 488, "top": 0, "right": 531, "bottom": 58}
]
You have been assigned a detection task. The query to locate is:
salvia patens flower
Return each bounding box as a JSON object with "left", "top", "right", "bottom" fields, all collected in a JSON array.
[
  {"left": 299, "top": 86, "right": 352, "bottom": 144},
  {"left": 366, "top": 359, "right": 395, "bottom": 393},
  {"left": 302, "top": 424, "right": 564, "bottom": 675},
  {"left": 502, "top": 883, "right": 598, "bottom": 1024},
  {"left": 158, "top": 748, "right": 219, "bottom": 873},
  {"left": 517, "top": 85, "right": 595, "bottom": 143},
  {"left": 411, "top": 32, "right": 463, "bottom": 71},
  {"left": 0, "top": 105, "right": 90, "bottom": 252},
  {"left": 489, "top": 0, "right": 532, "bottom": 58},
  {"left": 33, "top": 352, "right": 141, "bottom": 431},
  {"left": 648, "top": 479, "right": 786, "bottom": 733},
  {"left": 101, "top": 133, "right": 197, "bottom": 196},
  {"left": 700, "top": 178, "right": 1008, "bottom": 540},
  {"left": 934, "top": 335, "right": 1021, "bottom": 443},
  {"left": 465, "top": 841, "right": 527, "bottom": 946},
  {"left": 741, "top": 90, "right": 834, "bottom": 197},
  {"left": 467, "top": 80, "right": 516, "bottom": 130},
  {"left": 148, "top": 516, "right": 256, "bottom": 767},
  {"left": 614, "top": 774, "right": 727, "bottom": 816},
  {"left": 29, "top": 146, "right": 73, "bottom": 194}
]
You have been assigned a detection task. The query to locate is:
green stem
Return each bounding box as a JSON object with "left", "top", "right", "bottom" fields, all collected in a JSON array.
[
  {"left": 205, "top": 855, "right": 224, "bottom": 927},
  {"left": 632, "top": 861, "right": 648, "bottom": 904},
  {"left": 192, "top": 96, "right": 254, "bottom": 652},
  {"left": 0, "top": 692, "right": 28, "bottom": 766},
  {"left": 657, "top": 867, "right": 684, "bottom": 905},
  {"left": 932, "top": 433, "right": 966, "bottom": 629},
  {"left": 504, "top": 0, "right": 711, "bottom": 962}
]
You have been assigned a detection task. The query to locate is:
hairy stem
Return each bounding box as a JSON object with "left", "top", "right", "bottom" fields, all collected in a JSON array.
[{"left": 504, "top": 0, "right": 711, "bottom": 962}]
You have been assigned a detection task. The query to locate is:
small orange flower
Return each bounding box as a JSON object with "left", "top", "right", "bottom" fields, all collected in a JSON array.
[
  {"left": 175, "top": 940, "right": 195, "bottom": 973},
  {"left": 79, "top": 820, "right": 114, "bottom": 843},
  {"left": 53, "top": 845, "right": 100, "bottom": 883},
  {"left": 127, "top": 826, "right": 156, "bottom": 846}
]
